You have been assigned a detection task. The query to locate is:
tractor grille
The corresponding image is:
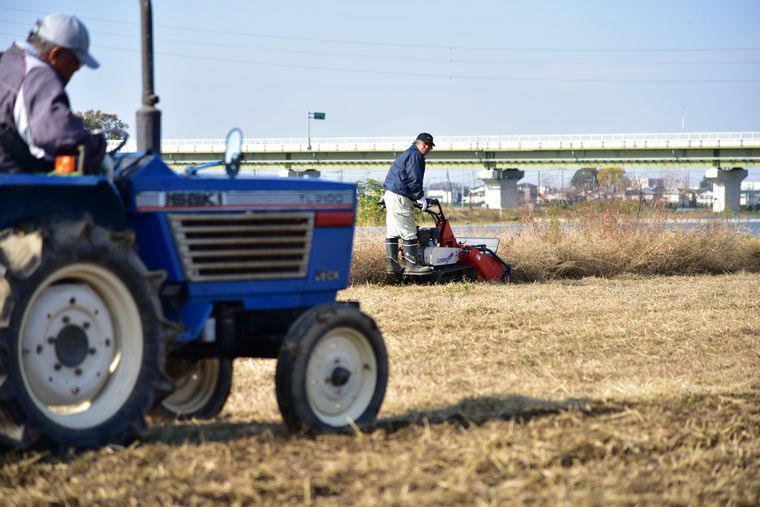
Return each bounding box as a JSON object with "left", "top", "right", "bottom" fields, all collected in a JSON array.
[{"left": 168, "top": 212, "right": 314, "bottom": 282}]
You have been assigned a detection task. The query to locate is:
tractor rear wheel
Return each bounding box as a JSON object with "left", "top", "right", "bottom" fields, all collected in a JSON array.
[
  {"left": 157, "top": 358, "right": 233, "bottom": 420},
  {"left": 275, "top": 303, "right": 388, "bottom": 433},
  {"left": 0, "top": 220, "right": 172, "bottom": 449}
]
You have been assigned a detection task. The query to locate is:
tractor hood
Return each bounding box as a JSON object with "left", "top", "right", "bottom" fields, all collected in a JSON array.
[
  {"left": 119, "top": 154, "right": 355, "bottom": 213},
  {"left": 118, "top": 153, "right": 358, "bottom": 333}
]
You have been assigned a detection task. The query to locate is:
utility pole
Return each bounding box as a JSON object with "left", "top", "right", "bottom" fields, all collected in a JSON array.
[
  {"left": 446, "top": 170, "right": 453, "bottom": 204},
  {"left": 461, "top": 168, "right": 465, "bottom": 208}
]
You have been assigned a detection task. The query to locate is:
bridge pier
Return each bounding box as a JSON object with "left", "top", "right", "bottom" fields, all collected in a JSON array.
[
  {"left": 477, "top": 169, "right": 524, "bottom": 209},
  {"left": 705, "top": 167, "right": 747, "bottom": 212},
  {"left": 278, "top": 169, "right": 321, "bottom": 178}
]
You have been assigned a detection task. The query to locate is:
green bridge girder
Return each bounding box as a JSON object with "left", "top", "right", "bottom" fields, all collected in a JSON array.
[{"left": 110, "top": 132, "right": 760, "bottom": 170}]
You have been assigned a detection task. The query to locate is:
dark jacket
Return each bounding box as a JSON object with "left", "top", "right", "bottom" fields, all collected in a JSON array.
[
  {"left": 0, "top": 43, "right": 105, "bottom": 173},
  {"left": 383, "top": 144, "right": 426, "bottom": 200}
]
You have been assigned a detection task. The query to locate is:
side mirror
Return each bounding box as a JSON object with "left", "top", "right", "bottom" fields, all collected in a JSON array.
[{"left": 224, "top": 128, "right": 244, "bottom": 178}]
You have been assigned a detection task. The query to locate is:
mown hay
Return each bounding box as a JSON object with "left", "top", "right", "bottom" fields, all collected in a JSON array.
[{"left": 1, "top": 274, "right": 758, "bottom": 505}]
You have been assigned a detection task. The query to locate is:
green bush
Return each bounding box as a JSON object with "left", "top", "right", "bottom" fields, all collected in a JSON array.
[{"left": 356, "top": 179, "right": 386, "bottom": 226}]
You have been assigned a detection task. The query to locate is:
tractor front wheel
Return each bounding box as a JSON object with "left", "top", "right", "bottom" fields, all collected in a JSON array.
[{"left": 275, "top": 303, "right": 388, "bottom": 433}]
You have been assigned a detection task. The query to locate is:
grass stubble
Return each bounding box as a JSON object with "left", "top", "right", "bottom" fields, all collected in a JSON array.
[{"left": 1, "top": 210, "right": 759, "bottom": 505}]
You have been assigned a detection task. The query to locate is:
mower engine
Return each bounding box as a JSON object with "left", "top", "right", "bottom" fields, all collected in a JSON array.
[{"left": 407, "top": 199, "right": 511, "bottom": 283}]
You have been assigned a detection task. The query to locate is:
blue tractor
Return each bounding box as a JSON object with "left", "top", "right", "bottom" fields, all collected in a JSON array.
[{"left": 0, "top": 2, "right": 387, "bottom": 449}]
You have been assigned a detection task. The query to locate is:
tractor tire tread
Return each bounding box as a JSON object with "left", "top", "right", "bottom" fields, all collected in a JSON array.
[{"left": 0, "top": 218, "right": 172, "bottom": 450}]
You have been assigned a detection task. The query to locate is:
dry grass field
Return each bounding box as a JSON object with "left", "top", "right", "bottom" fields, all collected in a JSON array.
[
  {"left": 351, "top": 210, "right": 760, "bottom": 284},
  {"left": 1, "top": 273, "right": 758, "bottom": 505}
]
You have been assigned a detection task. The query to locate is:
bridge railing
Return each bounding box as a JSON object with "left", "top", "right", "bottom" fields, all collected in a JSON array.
[{"left": 108, "top": 131, "right": 760, "bottom": 153}]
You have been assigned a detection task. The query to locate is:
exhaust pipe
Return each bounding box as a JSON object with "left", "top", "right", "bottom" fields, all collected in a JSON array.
[{"left": 136, "top": 0, "right": 161, "bottom": 154}]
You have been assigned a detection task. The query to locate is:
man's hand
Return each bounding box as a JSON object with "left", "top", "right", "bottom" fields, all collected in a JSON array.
[{"left": 416, "top": 196, "right": 428, "bottom": 211}]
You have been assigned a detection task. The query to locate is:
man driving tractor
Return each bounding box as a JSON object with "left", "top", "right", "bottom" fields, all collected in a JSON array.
[{"left": 0, "top": 13, "right": 106, "bottom": 173}]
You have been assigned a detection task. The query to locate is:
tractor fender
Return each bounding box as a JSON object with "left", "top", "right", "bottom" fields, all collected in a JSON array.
[{"left": 0, "top": 176, "right": 126, "bottom": 231}]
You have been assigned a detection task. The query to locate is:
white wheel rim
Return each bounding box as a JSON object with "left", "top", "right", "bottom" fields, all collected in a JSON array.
[
  {"left": 18, "top": 263, "right": 143, "bottom": 430},
  {"left": 162, "top": 359, "right": 221, "bottom": 416},
  {"left": 305, "top": 326, "right": 377, "bottom": 427}
]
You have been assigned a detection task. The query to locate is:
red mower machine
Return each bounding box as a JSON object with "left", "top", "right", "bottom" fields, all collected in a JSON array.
[{"left": 389, "top": 198, "right": 511, "bottom": 283}]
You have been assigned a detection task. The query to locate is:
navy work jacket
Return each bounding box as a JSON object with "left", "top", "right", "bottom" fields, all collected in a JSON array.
[{"left": 383, "top": 144, "right": 425, "bottom": 200}]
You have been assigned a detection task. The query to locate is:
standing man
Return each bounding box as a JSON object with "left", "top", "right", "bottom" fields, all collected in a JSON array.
[
  {"left": 0, "top": 13, "right": 106, "bottom": 173},
  {"left": 383, "top": 132, "right": 435, "bottom": 275}
]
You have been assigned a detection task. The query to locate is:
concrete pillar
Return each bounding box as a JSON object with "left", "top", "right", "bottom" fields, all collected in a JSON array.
[
  {"left": 705, "top": 167, "right": 747, "bottom": 212},
  {"left": 278, "top": 169, "right": 321, "bottom": 178},
  {"left": 477, "top": 169, "right": 524, "bottom": 209}
]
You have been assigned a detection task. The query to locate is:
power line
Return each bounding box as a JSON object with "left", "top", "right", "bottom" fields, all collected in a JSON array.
[
  {"left": 65, "top": 34, "right": 760, "bottom": 67},
  {"left": 1, "top": 6, "right": 759, "bottom": 54},
  {"left": 96, "top": 44, "right": 760, "bottom": 83},
  {"left": 1, "top": 6, "right": 757, "bottom": 82},
  {"left": 1, "top": 25, "right": 758, "bottom": 68}
]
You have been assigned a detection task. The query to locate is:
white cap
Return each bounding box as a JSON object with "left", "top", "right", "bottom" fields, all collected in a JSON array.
[{"left": 35, "top": 13, "right": 99, "bottom": 69}]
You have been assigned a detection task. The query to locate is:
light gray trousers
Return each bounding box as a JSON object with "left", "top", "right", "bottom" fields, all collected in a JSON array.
[{"left": 383, "top": 190, "right": 417, "bottom": 241}]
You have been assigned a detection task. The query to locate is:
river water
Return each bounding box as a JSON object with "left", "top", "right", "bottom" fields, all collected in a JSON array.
[
  {"left": 454, "top": 219, "right": 760, "bottom": 237},
  {"left": 362, "top": 218, "right": 760, "bottom": 236}
]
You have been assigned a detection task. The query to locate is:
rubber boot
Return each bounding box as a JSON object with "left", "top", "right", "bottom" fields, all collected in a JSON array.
[
  {"left": 402, "top": 239, "right": 433, "bottom": 274},
  {"left": 385, "top": 238, "right": 402, "bottom": 274}
]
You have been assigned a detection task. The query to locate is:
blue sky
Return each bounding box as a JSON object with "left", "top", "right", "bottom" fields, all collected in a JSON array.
[{"left": 1, "top": 0, "right": 759, "bottom": 184}]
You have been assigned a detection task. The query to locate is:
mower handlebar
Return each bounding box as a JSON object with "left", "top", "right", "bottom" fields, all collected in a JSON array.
[
  {"left": 412, "top": 197, "right": 440, "bottom": 210},
  {"left": 378, "top": 197, "right": 440, "bottom": 210},
  {"left": 378, "top": 196, "right": 446, "bottom": 226}
]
